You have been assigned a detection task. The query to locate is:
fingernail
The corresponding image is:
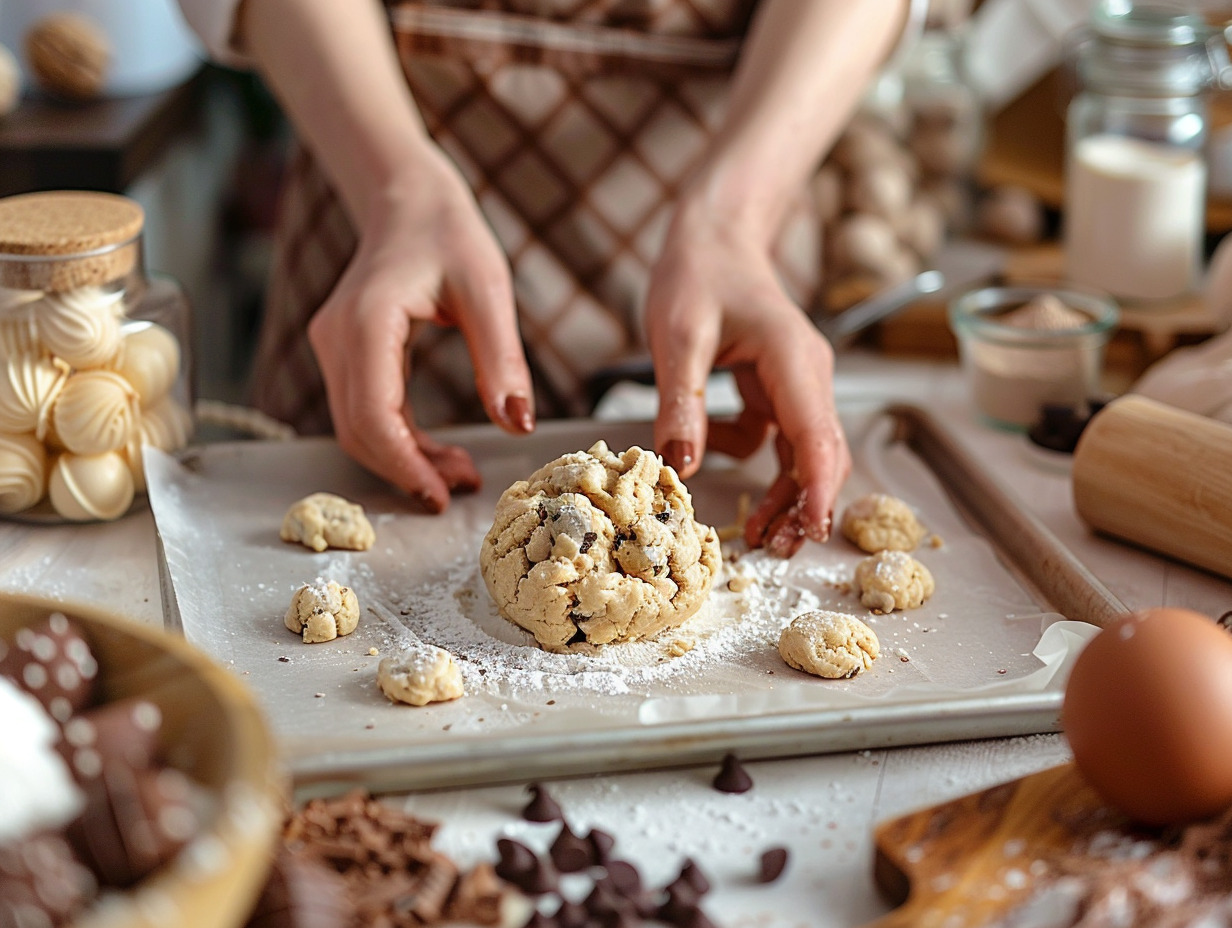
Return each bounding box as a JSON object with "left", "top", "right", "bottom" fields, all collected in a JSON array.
[
  {"left": 504, "top": 395, "right": 535, "bottom": 433},
  {"left": 450, "top": 473, "right": 481, "bottom": 495},
  {"left": 415, "top": 491, "right": 445, "bottom": 515},
  {"left": 766, "top": 518, "right": 806, "bottom": 559},
  {"left": 662, "top": 440, "right": 695, "bottom": 472}
]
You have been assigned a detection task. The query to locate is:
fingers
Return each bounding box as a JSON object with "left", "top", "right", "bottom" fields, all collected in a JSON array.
[
  {"left": 649, "top": 303, "right": 720, "bottom": 480},
  {"left": 706, "top": 368, "right": 772, "bottom": 460},
  {"left": 446, "top": 251, "right": 536, "bottom": 436},
  {"left": 309, "top": 296, "right": 462, "bottom": 513}
]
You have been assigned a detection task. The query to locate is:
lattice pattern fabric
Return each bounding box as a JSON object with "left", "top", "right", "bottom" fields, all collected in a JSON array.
[{"left": 252, "top": 0, "right": 829, "bottom": 432}]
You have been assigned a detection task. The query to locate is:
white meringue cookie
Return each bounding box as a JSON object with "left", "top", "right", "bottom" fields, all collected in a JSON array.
[
  {"left": 0, "top": 354, "right": 68, "bottom": 438},
  {"left": 114, "top": 321, "right": 180, "bottom": 405},
  {"left": 0, "top": 431, "right": 47, "bottom": 514},
  {"left": 48, "top": 451, "right": 134, "bottom": 521},
  {"left": 125, "top": 396, "right": 192, "bottom": 492},
  {"left": 35, "top": 286, "right": 124, "bottom": 369},
  {"left": 0, "top": 302, "right": 40, "bottom": 359},
  {"left": 52, "top": 369, "right": 138, "bottom": 455},
  {"left": 0, "top": 286, "right": 43, "bottom": 316}
]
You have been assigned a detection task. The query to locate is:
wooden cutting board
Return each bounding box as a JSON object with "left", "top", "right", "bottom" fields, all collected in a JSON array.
[{"left": 865, "top": 763, "right": 1140, "bottom": 927}]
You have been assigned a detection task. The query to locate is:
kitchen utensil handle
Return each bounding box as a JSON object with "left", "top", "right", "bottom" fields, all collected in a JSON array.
[{"left": 816, "top": 270, "right": 945, "bottom": 343}]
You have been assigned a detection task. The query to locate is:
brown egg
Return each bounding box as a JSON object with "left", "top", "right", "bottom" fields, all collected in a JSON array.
[{"left": 1063, "top": 607, "right": 1232, "bottom": 825}]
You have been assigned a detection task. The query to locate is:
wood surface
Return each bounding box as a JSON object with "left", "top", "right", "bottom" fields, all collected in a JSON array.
[
  {"left": 1073, "top": 394, "right": 1232, "bottom": 582},
  {"left": 867, "top": 763, "right": 1131, "bottom": 928}
]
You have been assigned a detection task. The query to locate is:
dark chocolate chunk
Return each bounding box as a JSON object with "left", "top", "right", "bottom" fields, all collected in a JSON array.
[
  {"left": 522, "top": 912, "right": 555, "bottom": 928},
  {"left": 677, "top": 858, "right": 711, "bottom": 896},
  {"left": 587, "top": 827, "right": 616, "bottom": 866},
  {"left": 579, "top": 531, "right": 597, "bottom": 555},
  {"left": 0, "top": 612, "right": 98, "bottom": 722},
  {"left": 680, "top": 905, "right": 718, "bottom": 928},
  {"left": 59, "top": 698, "right": 162, "bottom": 782},
  {"left": 585, "top": 881, "right": 632, "bottom": 920},
  {"left": 521, "top": 857, "right": 558, "bottom": 896},
  {"left": 758, "top": 846, "right": 789, "bottom": 883},
  {"left": 522, "top": 783, "right": 564, "bottom": 823},
  {"left": 712, "top": 753, "right": 753, "bottom": 794},
  {"left": 0, "top": 832, "right": 96, "bottom": 927},
  {"left": 658, "top": 881, "right": 699, "bottom": 924},
  {"left": 67, "top": 764, "right": 199, "bottom": 887},
  {"left": 549, "top": 822, "right": 593, "bottom": 873}
]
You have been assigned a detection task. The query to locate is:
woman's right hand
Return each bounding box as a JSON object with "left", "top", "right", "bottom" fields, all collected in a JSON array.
[{"left": 306, "top": 144, "right": 535, "bottom": 512}]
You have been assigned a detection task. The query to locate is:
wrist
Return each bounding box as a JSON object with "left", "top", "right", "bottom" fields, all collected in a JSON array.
[{"left": 675, "top": 158, "right": 793, "bottom": 249}]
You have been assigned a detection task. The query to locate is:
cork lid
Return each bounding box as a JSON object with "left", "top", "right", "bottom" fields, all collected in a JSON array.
[{"left": 0, "top": 191, "right": 144, "bottom": 292}]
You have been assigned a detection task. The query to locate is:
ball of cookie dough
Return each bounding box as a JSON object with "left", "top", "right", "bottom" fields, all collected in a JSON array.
[
  {"left": 854, "top": 550, "right": 935, "bottom": 614},
  {"left": 377, "top": 644, "right": 463, "bottom": 707},
  {"left": 779, "top": 611, "right": 880, "bottom": 679},
  {"left": 841, "top": 493, "right": 926, "bottom": 553},
  {"left": 479, "top": 441, "right": 722, "bottom": 649},
  {"left": 285, "top": 579, "right": 360, "bottom": 644},
  {"left": 280, "top": 492, "right": 375, "bottom": 553}
]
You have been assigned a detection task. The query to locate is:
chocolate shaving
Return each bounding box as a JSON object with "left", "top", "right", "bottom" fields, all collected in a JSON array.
[
  {"left": 758, "top": 847, "right": 789, "bottom": 883},
  {"left": 522, "top": 783, "right": 564, "bottom": 823},
  {"left": 712, "top": 753, "right": 753, "bottom": 794}
]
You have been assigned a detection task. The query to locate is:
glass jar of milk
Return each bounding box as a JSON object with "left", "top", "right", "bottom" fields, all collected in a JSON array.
[{"left": 1065, "top": 2, "right": 1231, "bottom": 303}]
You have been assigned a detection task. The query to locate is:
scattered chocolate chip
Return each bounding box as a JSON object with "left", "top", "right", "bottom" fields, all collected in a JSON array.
[
  {"left": 679, "top": 905, "right": 718, "bottom": 928},
  {"left": 522, "top": 911, "right": 554, "bottom": 928},
  {"left": 658, "top": 881, "right": 699, "bottom": 924},
  {"left": 277, "top": 656, "right": 290, "bottom": 662},
  {"left": 495, "top": 837, "right": 537, "bottom": 883},
  {"left": 522, "top": 857, "right": 558, "bottom": 896},
  {"left": 712, "top": 753, "right": 753, "bottom": 794},
  {"left": 758, "top": 846, "right": 789, "bottom": 883},
  {"left": 522, "top": 783, "right": 564, "bottom": 823},
  {"left": 587, "top": 827, "right": 616, "bottom": 865},
  {"left": 604, "top": 858, "right": 642, "bottom": 896},
  {"left": 555, "top": 899, "right": 588, "bottom": 928},
  {"left": 549, "top": 822, "right": 593, "bottom": 872},
  {"left": 677, "top": 858, "right": 711, "bottom": 896},
  {"left": 579, "top": 531, "right": 597, "bottom": 555},
  {"left": 585, "top": 881, "right": 631, "bottom": 920}
]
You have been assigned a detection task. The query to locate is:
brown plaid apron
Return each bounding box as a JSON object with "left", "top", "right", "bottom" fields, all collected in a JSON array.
[{"left": 252, "top": 0, "right": 827, "bottom": 433}]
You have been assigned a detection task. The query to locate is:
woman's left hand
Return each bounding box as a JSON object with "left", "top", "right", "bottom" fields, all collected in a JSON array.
[{"left": 646, "top": 204, "right": 851, "bottom": 558}]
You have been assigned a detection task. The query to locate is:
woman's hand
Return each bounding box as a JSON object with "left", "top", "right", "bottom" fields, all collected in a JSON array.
[
  {"left": 646, "top": 203, "right": 851, "bottom": 558},
  {"left": 307, "top": 146, "right": 534, "bottom": 513}
]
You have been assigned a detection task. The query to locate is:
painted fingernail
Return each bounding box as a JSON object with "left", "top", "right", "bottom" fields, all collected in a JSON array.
[
  {"left": 766, "top": 518, "right": 806, "bottom": 559},
  {"left": 416, "top": 492, "right": 445, "bottom": 515},
  {"left": 450, "top": 473, "right": 482, "bottom": 495},
  {"left": 662, "top": 440, "right": 695, "bottom": 472},
  {"left": 505, "top": 395, "right": 535, "bottom": 433}
]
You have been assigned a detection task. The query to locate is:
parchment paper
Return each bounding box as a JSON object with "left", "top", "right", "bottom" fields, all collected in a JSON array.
[{"left": 147, "top": 407, "right": 1097, "bottom": 789}]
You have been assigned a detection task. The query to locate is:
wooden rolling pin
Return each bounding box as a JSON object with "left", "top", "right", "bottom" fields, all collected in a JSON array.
[{"left": 1073, "top": 394, "right": 1232, "bottom": 580}]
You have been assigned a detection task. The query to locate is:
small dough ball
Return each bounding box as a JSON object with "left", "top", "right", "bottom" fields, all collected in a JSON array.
[
  {"left": 480, "top": 441, "right": 722, "bottom": 649},
  {"left": 113, "top": 322, "right": 180, "bottom": 405},
  {"left": 51, "top": 369, "right": 138, "bottom": 455},
  {"left": 280, "top": 492, "right": 375, "bottom": 553},
  {"left": 831, "top": 117, "right": 901, "bottom": 172},
  {"left": 779, "top": 610, "right": 880, "bottom": 679},
  {"left": 284, "top": 579, "right": 359, "bottom": 643},
  {"left": 841, "top": 493, "right": 926, "bottom": 553},
  {"left": 25, "top": 13, "right": 110, "bottom": 102},
  {"left": 35, "top": 287, "right": 124, "bottom": 370},
  {"left": 377, "top": 644, "right": 464, "bottom": 707},
  {"left": 0, "top": 431, "right": 46, "bottom": 514},
  {"left": 854, "top": 550, "right": 935, "bottom": 614},
  {"left": 48, "top": 451, "right": 134, "bottom": 521},
  {"left": 897, "top": 197, "right": 946, "bottom": 259}
]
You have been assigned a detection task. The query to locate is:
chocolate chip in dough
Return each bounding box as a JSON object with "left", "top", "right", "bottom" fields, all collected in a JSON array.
[
  {"left": 758, "top": 846, "right": 789, "bottom": 883},
  {"left": 522, "top": 783, "right": 564, "bottom": 823},
  {"left": 712, "top": 753, "right": 753, "bottom": 794},
  {"left": 677, "top": 857, "right": 711, "bottom": 895}
]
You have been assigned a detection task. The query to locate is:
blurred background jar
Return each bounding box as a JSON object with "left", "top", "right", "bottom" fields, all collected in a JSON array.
[
  {"left": 0, "top": 190, "right": 193, "bottom": 522},
  {"left": 1064, "top": 1, "right": 1232, "bottom": 303}
]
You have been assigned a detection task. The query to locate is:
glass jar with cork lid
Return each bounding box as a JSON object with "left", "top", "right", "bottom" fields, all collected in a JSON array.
[{"left": 0, "top": 190, "right": 193, "bottom": 521}]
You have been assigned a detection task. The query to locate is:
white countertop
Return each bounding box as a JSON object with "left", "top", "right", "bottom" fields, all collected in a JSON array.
[{"left": 4, "top": 354, "right": 1229, "bottom": 926}]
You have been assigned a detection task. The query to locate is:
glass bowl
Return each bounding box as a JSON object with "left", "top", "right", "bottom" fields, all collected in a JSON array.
[{"left": 947, "top": 283, "right": 1120, "bottom": 430}]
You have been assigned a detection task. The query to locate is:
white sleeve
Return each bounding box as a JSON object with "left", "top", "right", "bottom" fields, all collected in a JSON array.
[{"left": 175, "top": 0, "right": 251, "bottom": 68}]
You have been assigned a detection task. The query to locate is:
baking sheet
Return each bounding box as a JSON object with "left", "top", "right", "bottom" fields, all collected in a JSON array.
[{"left": 148, "top": 405, "right": 1101, "bottom": 793}]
